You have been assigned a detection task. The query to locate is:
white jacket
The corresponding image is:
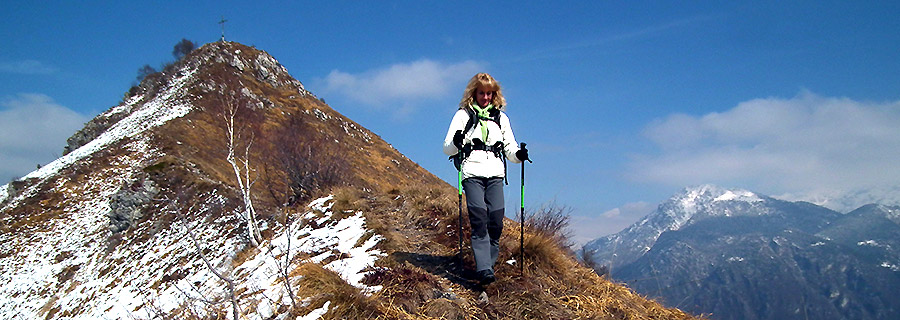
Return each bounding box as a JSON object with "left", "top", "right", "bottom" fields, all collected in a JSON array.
[{"left": 443, "top": 108, "right": 522, "bottom": 180}]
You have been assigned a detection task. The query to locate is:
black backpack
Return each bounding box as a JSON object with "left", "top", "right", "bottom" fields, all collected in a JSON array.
[
  {"left": 450, "top": 106, "right": 506, "bottom": 174},
  {"left": 462, "top": 106, "right": 502, "bottom": 139}
]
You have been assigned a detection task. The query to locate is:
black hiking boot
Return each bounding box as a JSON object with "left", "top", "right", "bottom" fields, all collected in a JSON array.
[{"left": 477, "top": 269, "right": 495, "bottom": 286}]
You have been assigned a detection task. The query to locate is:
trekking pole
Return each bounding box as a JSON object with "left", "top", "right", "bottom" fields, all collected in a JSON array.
[
  {"left": 519, "top": 142, "right": 530, "bottom": 274},
  {"left": 457, "top": 152, "right": 464, "bottom": 260}
]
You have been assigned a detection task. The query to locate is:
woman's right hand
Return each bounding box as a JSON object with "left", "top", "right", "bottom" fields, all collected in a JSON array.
[{"left": 453, "top": 130, "right": 465, "bottom": 149}]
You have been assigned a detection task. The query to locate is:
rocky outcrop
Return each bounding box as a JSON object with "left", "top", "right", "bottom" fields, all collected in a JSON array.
[{"left": 108, "top": 176, "right": 158, "bottom": 233}]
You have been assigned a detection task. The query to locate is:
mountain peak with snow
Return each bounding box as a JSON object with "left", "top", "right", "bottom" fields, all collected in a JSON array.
[
  {"left": 580, "top": 184, "right": 900, "bottom": 320},
  {"left": 659, "top": 184, "right": 766, "bottom": 231},
  {"left": 585, "top": 185, "right": 900, "bottom": 320},
  {"left": 674, "top": 184, "right": 762, "bottom": 212},
  {"left": 583, "top": 185, "right": 778, "bottom": 271}
]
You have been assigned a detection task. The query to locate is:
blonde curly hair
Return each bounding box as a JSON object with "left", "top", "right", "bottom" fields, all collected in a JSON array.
[{"left": 458, "top": 73, "right": 506, "bottom": 110}]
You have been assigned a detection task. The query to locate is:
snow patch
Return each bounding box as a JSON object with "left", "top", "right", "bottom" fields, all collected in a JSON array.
[
  {"left": 299, "top": 301, "right": 330, "bottom": 320},
  {"left": 714, "top": 189, "right": 761, "bottom": 202},
  {"left": 0, "top": 184, "right": 8, "bottom": 204},
  {"left": 294, "top": 197, "right": 384, "bottom": 292},
  {"left": 858, "top": 240, "right": 880, "bottom": 247},
  {"left": 880, "top": 262, "right": 900, "bottom": 271}
]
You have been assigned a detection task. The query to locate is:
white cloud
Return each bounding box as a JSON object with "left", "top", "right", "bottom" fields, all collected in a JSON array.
[
  {"left": 601, "top": 201, "right": 654, "bottom": 218},
  {"left": 571, "top": 201, "right": 654, "bottom": 245},
  {"left": 0, "top": 60, "right": 56, "bottom": 74},
  {"left": 317, "top": 59, "right": 484, "bottom": 113},
  {"left": 0, "top": 94, "right": 88, "bottom": 181},
  {"left": 630, "top": 91, "right": 900, "bottom": 211}
]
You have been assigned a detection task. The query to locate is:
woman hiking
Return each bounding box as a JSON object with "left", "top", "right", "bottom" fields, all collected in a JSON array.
[{"left": 443, "top": 73, "right": 529, "bottom": 285}]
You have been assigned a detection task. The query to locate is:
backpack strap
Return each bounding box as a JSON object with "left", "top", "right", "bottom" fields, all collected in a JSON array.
[
  {"left": 485, "top": 107, "right": 502, "bottom": 129},
  {"left": 462, "top": 107, "right": 476, "bottom": 136},
  {"left": 462, "top": 106, "right": 502, "bottom": 137}
]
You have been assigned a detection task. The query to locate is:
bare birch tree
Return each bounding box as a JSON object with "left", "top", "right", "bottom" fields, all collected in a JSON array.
[{"left": 223, "top": 97, "right": 263, "bottom": 247}]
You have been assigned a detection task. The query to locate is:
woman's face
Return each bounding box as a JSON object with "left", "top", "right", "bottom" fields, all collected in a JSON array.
[{"left": 475, "top": 86, "right": 493, "bottom": 107}]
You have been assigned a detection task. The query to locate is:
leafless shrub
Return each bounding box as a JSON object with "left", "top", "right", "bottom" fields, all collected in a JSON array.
[
  {"left": 580, "top": 246, "right": 609, "bottom": 277},
  {"left": 136, "top": 64, "right": 157, "bottom": 83},
  {"left": 163, "top": 198, "right": 241, "bottom": 320},
  {"left": 267, "top": 111, "right": 348, "bottom": 206},
  {"left": 524, "top": 200, "right": 574, "bottom": 249},
  {"left": 256, "top": 110, "right": 350, "bottom": 310}
]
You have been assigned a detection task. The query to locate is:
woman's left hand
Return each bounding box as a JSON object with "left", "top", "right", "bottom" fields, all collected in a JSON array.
[{"left": 516, "top": 147, "right": 530, "bottom": 162}]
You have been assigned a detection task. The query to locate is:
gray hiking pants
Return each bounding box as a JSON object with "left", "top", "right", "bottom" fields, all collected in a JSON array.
[{"left": 462, "top": 177, "right": 505, "bottom": 272}]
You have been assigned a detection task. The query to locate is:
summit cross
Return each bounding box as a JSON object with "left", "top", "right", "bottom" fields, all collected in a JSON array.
[{"left": 219, "top": 16, "right": 228, "bottom": 42}]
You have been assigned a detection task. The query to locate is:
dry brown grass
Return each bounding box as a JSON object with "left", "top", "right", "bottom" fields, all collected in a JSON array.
[
  {"left": 365, "top": 264, "right": 443, "bottom": 314},
  {"left": 319, "top": 184, "right": 703, "bottom": 320},
  {"left": 291, "top": 263, "right": 426, "bottom": 320}
]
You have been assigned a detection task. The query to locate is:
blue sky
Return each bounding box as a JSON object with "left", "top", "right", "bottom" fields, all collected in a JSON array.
[{"left": 3, "top": 1, "right": 900, "bottom": 244}]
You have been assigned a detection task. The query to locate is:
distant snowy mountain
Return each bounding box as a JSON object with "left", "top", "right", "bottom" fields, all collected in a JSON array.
[
  {"left": 583, "top": 185, "right": 900, "bottom": 320},
  {"left": 583, "top": 184, "right": 779, "bottom": 270}
]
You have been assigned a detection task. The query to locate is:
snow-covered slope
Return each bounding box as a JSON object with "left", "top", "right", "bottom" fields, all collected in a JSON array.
[
  {"left": 0, "top": 67, "right": 194, "bottom": 207},
  {"left": 0, "top": 191, "right": 381, "bottom": 319},
  {"left": 0, "top": 42, "right": 393, "bottom": 319}
]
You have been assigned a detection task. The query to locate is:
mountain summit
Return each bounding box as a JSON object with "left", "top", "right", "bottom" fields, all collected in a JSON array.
[
  {"left": 585, "top": 185, "right": 900, "bottom": 320},
  {"left": 0, "top": 42, "right": 695, "bottom": 319},
  {"left": 584, "top": 185, "right": 776, "bottom": 271}
]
